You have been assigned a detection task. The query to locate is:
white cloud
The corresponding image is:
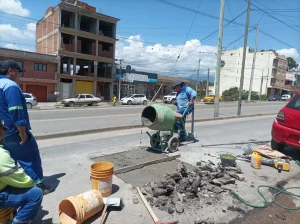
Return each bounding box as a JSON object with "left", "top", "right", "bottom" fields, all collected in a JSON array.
[
  {"left": 116, "top": 35, "right": 217, "bottom": 77},
  {"left": 0, "top": 0, "right": 30, "bottom": 16},
  {"left": 2, "top": 43, "right": 33, "bottom": 52},
  {"left": 0, "top": 23, "right": 36, "bottom": 40},
  {"left": 277, "top": 48, "right": 299, "bottom": 59}
]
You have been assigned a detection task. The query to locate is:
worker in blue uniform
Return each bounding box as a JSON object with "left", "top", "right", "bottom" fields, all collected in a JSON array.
[
  {"left": 173, "top": 80, "right": 196, "bottom": 142},
  {"left": 0, "top": 119, "right": 43, "bottom": 224},
  {"left": 0, "top": 60, "right": 49, "bottom": 195}
]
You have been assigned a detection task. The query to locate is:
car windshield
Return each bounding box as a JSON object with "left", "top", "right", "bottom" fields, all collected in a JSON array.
[
  {"left": 286, "top": 95, "right": 300, "bottom": 111},
  {"left": 75, "top": 95, "right": 80, "bottom": 98},
  {"left": 169, "top": 93, "right": 176, "bottom": 96}
]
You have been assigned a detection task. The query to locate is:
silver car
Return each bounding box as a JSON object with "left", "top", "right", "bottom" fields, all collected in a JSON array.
[
  {"left": 120, "top": 94, "right": 148, "bottom": 105},
  {"left": 61, "top": 94, "right": 101, "bottom": 107},
  {"left": 23, "top": 93, "right": 38, "bottom": 109}
]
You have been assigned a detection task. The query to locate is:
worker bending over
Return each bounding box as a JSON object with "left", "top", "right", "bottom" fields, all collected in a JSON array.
[
  {"left": 0, "top": 120, "right": 43, "bottom": 224},
  {"left": 173, "top": 81, "right": 196, "bottom": 142}
]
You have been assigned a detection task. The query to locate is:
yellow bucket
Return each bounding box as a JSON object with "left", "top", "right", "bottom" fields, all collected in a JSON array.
[
  {"left": 59, "top": 189, "right": 104, "bottom": 224},
  {"left": 251, "top": 152, "right": 262, "bottom": 169},
  {"left": 0, "top": 208, "right": 14, "bottom": 224},
  {"left": 90, "top": 162, "right": 114, "bottom": 197}
]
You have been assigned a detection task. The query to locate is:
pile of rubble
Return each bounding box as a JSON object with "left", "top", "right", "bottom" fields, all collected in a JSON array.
[{"left": 140, "top": 162, "right": 245, "bottom": 215}]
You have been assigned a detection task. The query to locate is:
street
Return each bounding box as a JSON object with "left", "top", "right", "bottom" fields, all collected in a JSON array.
[
  {"left": 34, "top": 115, "right": 300, "bottom": 224},
  {"left": 28, "top": 101, "right": 285, "bottom": 136}
]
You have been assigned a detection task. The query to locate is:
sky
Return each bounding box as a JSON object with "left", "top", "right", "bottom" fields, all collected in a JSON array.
[{"left": 0, "top": 0, "right": 299, "bottom": 78}]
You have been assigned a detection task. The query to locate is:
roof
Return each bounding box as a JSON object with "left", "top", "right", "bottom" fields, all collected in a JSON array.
[
  {"left": 0, "top": 48, "right": 58, "bottom": 63},
  {"left": 158, "top": 75, "right": 190, "bottom": 83}
]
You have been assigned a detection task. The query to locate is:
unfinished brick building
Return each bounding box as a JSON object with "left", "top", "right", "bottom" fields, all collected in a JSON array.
[{"left": 36, "top": 0, "right": 119, "bottom": 100}]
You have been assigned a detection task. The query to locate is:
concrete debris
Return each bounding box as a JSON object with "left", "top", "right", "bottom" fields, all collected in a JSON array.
[
  {"left": 275, "top": 214, "right": 286, "bottom": 220},
  {"left": 142, "top": 162, "right": 244, "bottom": 214},
  {"left": 227, "top": 205, "right": 246, "bottom": 214}
]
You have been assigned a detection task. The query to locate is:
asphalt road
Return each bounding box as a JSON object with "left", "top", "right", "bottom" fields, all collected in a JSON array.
[
  {"left": 28, "top": 101, "right": 285, "bottom": 136},
  {"left": 36, "top": 116, "right": 300, "bottom": 224}
]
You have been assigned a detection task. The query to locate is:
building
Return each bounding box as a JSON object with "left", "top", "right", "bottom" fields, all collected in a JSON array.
[
  {"left": 115, "top": 65, "right": 158, "bottom": 99},
  {"left": 0, "top": 48, "right": 58, "bottom": 102},
  {"left": 285, "top": 70, "right": 300, "bottom": 95},
  {"left": 218, "top": 47, "right": 289, "bottom": 97},
  {"left": 155, "top": 76, "right": 189, "bottom": 99},
  {"left": 36, "top": 0, "right": 119, "bottom": 100}
]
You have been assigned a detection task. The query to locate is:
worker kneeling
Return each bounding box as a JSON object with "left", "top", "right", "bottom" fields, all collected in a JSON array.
[
  {"left": 0, "top": 120, "right": 43, "bottom": 224},
  {"left": 173, "top": 81, "right": 196, "bottom": 142}
]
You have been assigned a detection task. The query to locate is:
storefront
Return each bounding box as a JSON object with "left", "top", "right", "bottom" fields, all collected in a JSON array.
[{"left": 114, "top": 68, "right": 157, "bottom": 99}]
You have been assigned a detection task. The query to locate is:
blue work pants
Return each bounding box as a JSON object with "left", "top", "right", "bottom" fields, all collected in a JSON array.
[
  {"left": 0, "top": 186, "right": 43, "bottom": 224},
  {"left": 3, "top": 132, "right": 44, "bottom": 185},
  {"left": 176, "top": 106, "right": 194, "bottom": 138}
]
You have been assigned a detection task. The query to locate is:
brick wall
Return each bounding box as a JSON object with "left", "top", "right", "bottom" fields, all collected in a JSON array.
[{"left": 36, "top": 7, "right": 59, "bottom": 54}]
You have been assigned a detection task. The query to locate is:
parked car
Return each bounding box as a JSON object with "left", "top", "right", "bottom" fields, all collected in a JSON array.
[
  {"left": 203, "top": 95, "right": 223, "bottom": 103},
  {"left": 268, "top": 95, "right": 282, "bottom": 101},
  {"left": 61, "top": 94, "right": 101, "bottom": 107},
  {"left": 271, "top": 93, "right": 300, "bottom": 151},
  {"left": 23, "top": 93, "right": 38, "bottom": 109},
  {"left": 281, "top": 94, "right": 291, "bottom": 101},
  {"left": 163, "top": 92, "right": 177, "bottom": 104},
  {"left": 120, "top": 94, "right": 148, "bottom": 105}
]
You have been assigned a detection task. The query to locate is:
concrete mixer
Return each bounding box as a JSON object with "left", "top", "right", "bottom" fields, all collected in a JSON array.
[{"left": 141, "top": 104, "right": 190, "bottom": 153}]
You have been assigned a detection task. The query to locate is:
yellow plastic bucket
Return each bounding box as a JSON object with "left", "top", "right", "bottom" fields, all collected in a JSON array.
[
  {"left": 251, "top": 152, "right": 262, "bottom": 169},
  {"left": 0, "top": 208, "right": 14, "bottom": 224},
  {"left": 91, "top": 162, "right": 114, "bottom": 197},
  {"left": 59, "top": 189, "right": 104, "bottom": 224}
]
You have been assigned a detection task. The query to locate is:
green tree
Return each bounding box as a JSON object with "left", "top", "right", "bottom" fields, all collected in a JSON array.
[{"left": 287, "top": 57, "right": 298, "bottom": 70}]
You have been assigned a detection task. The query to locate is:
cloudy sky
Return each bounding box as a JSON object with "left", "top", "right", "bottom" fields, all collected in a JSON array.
[{"left": 0, "top": 0, "right": 299, "bottom": 77}]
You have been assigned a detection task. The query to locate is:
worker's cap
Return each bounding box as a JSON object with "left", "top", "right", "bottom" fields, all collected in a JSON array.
[
  {"left": 0, "top": 120, "right": 8, "bottom": 131},
  {"left": 172, "top": 80, "right": 184, "bottom": 89},
  {"left": 1, "top": 59, "right": 26, "bottom": 72}
]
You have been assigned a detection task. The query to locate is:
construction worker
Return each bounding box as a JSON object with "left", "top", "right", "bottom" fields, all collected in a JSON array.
[
  {"left": 173, "top": 80, "right": 196, "bottom": 142},
  {"left": 112, "top": 95, "right": 117, "bottom": 106},
  {"left": 0, "top": 120, "right": 43, "bottom": 224},
  {"left": 0, "top": 60, "right": 49, "bottom": 195}
]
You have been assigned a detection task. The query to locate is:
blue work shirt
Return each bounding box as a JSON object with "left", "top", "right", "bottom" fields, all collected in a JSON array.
[
  {"left": 0, "top": 75, "right": 31, "bottom": 137},
  {"left": 176, "top": 85, "right": 196, "bottom": 110}
]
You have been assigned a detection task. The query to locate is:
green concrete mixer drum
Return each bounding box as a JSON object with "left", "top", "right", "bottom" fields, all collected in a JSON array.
[
  {"left": 141, "top": 104, "right": 175, "bottom": 131},
  {"left": 142, "top": 104, "right": 182, "bottom": 153}
]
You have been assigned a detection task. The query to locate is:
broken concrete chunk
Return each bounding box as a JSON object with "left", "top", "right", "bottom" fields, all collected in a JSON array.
[
  {"left": 192, "top": 176, "right": 202, "bottom": 189},
  {"left": 213, "top": 186, "right": 225, "bottom": 194},
  {"left": 157, "top": 180, "right": 168, "bottom": 189},
  {"left": 153, "top": 188, "right": 168, "bottom": 198},
  {"left": 219, "top": 178, "right": 236, "bottom": 185},
  {"left": 211, "top": 179, "right": 222, "bottom": 187},
  {"left": 227, "top": 205, "right": 246, "bottom": 214},
  {"left": 175, "top": 202, "right": 185, "bottom": 213},
  {"left": 168, "top": 207, "right": 174, "bottom": 214},
  {"left": 157, "top": 196, "right": 168, "bottom": 206},
  {"left": 140, "top": 187, "right": 148, "bottom": 195}
]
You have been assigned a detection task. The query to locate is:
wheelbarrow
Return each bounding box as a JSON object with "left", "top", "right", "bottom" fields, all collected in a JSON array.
[{"left": 141, "top": 104, "right": 189, "bottom": 153}]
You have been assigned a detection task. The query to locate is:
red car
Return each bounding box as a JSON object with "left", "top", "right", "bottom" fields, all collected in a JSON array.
[{"left": 271, "top": 93, "right": 300, "bottom": 151}]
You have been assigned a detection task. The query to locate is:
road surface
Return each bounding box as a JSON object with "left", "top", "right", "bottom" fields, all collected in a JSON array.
[
  {"left": 28, "top": 101, "right": 284, "bottom": 136},
  {"left": 35, "top": 116, "right": 300, "bottom": 224}
]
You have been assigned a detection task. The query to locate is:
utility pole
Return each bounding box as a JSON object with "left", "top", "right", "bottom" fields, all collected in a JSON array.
[
  {"left": 195, "top": 59, "right": 201, "bottom": 99},
  {"left": 259, "top": 70, "right": 264, "bottom": 100},
  {"left": 248, "top": 24, "right": 259, "bottom": 102},
  {"left": 237, "top": 0, "right": 251, "bottom": 116},
  {"left": 206, "top": 68, "right": 210, "bottom": 96},
  {"left": 265, "top": 68, "right": 269, "bottom": 97},
  {"left": 118, "top": 59, "right": 123, "bottom": 102},
  {"left": 214, "top": 0, "right": 225, "bottom": 118}
]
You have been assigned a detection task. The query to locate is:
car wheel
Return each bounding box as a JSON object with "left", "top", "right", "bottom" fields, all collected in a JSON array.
[
  {"left": 26, "top": 102, "right": 32, "bottom": 109},
  {"left": 211, "top": 99, "right": 214, "bottom": 103},
  {"left": 271, "top": 139, "right": 285, "bottom": 152},
  {"left": 68, "top": 101, "right": 75, "bottom": 107},
  {"left": 143, "top": 100, "right": 147, "bottom": 105},
  {"left": 91, "top": 101, "right": 97, "bottom": 106},
  {"left": 127, "top": 100, "right": 132, "bottom": 105}
]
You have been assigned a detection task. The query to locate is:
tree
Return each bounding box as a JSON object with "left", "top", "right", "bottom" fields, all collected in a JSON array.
[{"left": 287, "top": 57, "right": 298, "bottom": 70}]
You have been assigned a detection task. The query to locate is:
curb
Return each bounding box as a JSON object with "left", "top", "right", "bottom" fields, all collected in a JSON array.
[{"left": 34, "top": 113, "right": 276, "bottom": 140}]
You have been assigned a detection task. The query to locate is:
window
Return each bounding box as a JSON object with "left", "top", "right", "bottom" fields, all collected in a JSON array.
[
  {"left": 24, "top": 94, "right": 30, "bottom": 98},
  {"left": 286, "top": 96, "right": 300, "bottom": 111},
  {"left": 79, "top": 95, "right": 85, "bottom": 99},
  {"left": 86, "top": 95, "right": 94, "bottom": 99},
  {"left": 34, "top": 63, "right": 47, "bottom": 71}
]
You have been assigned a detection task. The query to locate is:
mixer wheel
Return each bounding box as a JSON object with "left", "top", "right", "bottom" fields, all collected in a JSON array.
[
  {"left": 150, "top": 133, "right": 160, "bottom": 148},
  {"left": 168, "top": 136, "right": 179, "bottom": 153}
]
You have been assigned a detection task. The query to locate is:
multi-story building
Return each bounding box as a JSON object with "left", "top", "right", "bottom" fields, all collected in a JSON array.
[
  {"left": 218, "top": 47, "right": 288, "bottom": 97},
  {"left": 36, "top": 0, "right": 119, "bottom": 100},
  {"left": 0, "top": 48, "right": 58, "bottom": 102}
]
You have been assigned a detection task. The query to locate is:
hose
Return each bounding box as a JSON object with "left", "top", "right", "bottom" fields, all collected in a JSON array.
[{"left": 233, "top": 185, "right": 300, "bottom": 210}]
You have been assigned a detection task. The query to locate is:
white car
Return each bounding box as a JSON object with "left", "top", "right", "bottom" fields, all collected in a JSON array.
[
  {"left": 281, "top": 94, "right": 291, "bottom": 101},
  {"left": 120, "top": 94, "right": 148, "bottom": 105},
  {"left": 61, "top": 94, "right": 101, "bottom": 107},
  {"left": 163, "top": 92, "right": 177, "bottom": 104},
  {"left": 23, "top": 93, "right": 38, "bottom": 109}
]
